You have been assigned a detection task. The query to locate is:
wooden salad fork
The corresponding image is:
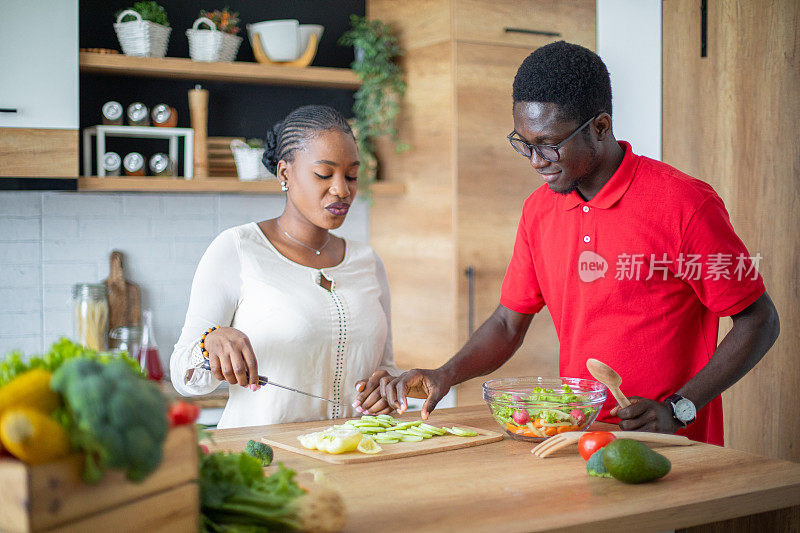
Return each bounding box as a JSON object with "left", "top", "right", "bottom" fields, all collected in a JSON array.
[{"left": 531, "top": 431, "right": 694, "bottom": 458}]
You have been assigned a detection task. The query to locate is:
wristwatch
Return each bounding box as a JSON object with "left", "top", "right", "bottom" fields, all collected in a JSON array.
[{"left": 665, "top": 394, "right": 697, "bottom": 427}]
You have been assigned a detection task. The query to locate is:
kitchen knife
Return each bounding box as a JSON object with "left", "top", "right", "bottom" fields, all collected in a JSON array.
[{"left": 200, "top": 359, "right": 345, "bottom": 406}]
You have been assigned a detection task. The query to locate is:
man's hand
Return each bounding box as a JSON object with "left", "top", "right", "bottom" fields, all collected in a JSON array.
[
  {"left": 381, "top": 368, "right": 451, "bottom": 420},
  {"left": 610, "top": 396, "right": 681, "bottom": 434}
]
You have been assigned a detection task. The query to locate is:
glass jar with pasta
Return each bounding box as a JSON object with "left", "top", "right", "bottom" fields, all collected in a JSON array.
[{"left": 72, "top": 283, "right": 109, "bottom": 351}]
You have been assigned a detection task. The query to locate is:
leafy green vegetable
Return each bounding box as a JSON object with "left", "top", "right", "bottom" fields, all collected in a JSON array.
[
  {"left": 245, "top": 440, "right": 273, "bottom": 466},
  {"left": 200, "top": 453, "right": 305, "bottom": 532},
  {"left": 116, "top": 1, "right": 169, "bottom": 27},
  {"left": 51, "top": 356, "right": 167, "bottom": 483},
  {"left": 587, "top": 448, "right": 612, "bottom": 478},
  {"left": 0, "top": 337, "right": 140, "bottom": 387}
]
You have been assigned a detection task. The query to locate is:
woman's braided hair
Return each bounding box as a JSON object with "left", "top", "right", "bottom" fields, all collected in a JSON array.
[{"left": 262, "top": 105, "right": 354, "bottom": 175}]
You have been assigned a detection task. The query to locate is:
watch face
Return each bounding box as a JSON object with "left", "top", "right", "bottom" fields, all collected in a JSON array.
[{"left": 674, "top": 398, "right": 696, "bottom": 422}]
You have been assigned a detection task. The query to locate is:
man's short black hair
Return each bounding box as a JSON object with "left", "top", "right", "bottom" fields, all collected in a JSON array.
[{"left": 513, "top": 41, "right": 612, "bottom": 125}]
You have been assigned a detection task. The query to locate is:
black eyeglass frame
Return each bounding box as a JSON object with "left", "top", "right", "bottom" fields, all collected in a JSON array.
[{"left": 507, "top": 114, "right": 598, "bottom": 163}]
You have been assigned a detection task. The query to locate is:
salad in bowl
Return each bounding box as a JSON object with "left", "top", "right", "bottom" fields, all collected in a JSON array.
[{"left": 483, "top": 377, "right": 607, "bottom": 442}]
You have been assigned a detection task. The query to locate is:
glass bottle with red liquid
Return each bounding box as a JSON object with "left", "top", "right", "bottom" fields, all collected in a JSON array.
[{"left": 137, "top": 309, "right": 164, "bottom": 381}]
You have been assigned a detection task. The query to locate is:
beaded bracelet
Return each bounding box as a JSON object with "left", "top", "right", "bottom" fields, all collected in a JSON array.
[{"left": 199, "top": 326, "right": 220, "bottom": 359}]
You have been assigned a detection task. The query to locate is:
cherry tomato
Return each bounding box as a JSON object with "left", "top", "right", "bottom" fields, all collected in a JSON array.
[
  {"left": 168, "top": 401, "right": 200, "bottom": 426},
  {"left": 577, "top": 431, "right": 616, "bottom": 460}
]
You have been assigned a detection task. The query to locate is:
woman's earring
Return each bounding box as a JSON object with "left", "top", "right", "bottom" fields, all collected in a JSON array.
[{"left": 281, "top": 181, "right": 288, "bottom": 192}]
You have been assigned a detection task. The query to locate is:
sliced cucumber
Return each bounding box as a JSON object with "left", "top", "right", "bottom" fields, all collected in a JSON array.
[
  {"left": 399, "top": 434, "right": 424, "bottom": 442},
  {"left": 406, "top": 427, "right": 433, "bottom": 438},
  {"left": 374, "top": 436, "right": 400, "bottom": 444},
  {"left": 419, "top": 423, "right": 447, "bottom": 436},
  {"left": 447, "top": 427, "right": 478, "bottom": 437}
]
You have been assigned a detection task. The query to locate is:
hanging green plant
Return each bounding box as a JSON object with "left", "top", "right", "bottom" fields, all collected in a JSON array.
[{"left": 339, "top": 15, "right": 408, "bottom": 191}]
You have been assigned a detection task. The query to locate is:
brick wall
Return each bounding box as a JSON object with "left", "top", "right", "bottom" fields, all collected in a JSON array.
[{"left": 0, "top": 191, "right": 370, "bottom": 371}]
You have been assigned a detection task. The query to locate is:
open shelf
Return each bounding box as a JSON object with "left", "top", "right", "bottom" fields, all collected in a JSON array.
[
  {"left": 78, "top": 176, "right": 406, "bottom": 195},
  {"left": 79, "top": 52, "right": 361, "bottom": 90}
]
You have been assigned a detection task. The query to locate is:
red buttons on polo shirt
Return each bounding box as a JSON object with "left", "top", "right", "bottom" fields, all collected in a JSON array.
[{"left": 500, "top": 141, "right": 765, "bottom": 446}]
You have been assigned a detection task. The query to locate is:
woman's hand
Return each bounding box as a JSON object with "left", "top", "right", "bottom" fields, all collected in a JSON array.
[
  {"left": 353, "top": 370, "right": 396, "bottom": 415},
  {"left": 203, "top": 327, "right": 260, "bottom": 390}
]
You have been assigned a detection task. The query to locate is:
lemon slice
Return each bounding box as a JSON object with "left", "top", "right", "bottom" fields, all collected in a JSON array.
[
  {"left": 357, "top": 436, "right": 382, "bottom": 454},
  {"left": 297, "top": 433, "right": 318, "bottom": 450}
]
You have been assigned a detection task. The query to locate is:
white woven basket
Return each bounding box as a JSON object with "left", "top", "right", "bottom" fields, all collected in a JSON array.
[
  {"left": 114, "top": 9, "right": 171, "bottom": 58},
  {"left": 231, "top": 140, "right": 274, "bottom": 181},
  {"left": 186, "top": 17, "right": 243, "bottom": 62}
]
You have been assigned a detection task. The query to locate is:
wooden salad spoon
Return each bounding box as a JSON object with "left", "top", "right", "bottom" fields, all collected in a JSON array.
[{"left": 586, "top": 358, "right": 631, "bottom": 409}]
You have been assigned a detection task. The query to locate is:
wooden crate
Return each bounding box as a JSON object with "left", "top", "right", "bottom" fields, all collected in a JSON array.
[{"left": 0, "top": 424, "right": 199, "bottom": 533}]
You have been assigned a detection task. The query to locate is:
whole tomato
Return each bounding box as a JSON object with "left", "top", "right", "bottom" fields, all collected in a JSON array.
[
  {"left": 578, "top": 431, "right": 616, "bottom": 460},
  {"left": 168, "top": 401, "right": 200, "bottom": 426}
]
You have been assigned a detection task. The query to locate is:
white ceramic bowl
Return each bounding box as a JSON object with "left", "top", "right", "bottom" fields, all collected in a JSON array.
[
  {"left": 248, "top": 19, "right": 299, "bottom": 62},
  {"left": 299, "top": 24, "right": 324, "bottom": 55}
]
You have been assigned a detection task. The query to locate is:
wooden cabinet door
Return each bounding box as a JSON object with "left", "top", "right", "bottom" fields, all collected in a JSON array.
[
  {"left": 454, "top": 0, "right": 595, "bottom": 50},
  {"left": 663, "top": 0, "right": 799, "bottom": 461},
  {"left": 454, "top": 42, "right": 560, "bottom": 405}
]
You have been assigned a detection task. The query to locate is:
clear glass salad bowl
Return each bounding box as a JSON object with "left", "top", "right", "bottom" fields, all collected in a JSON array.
[{"left": 482, "top": 377, "right": 607, "bottom": 442}]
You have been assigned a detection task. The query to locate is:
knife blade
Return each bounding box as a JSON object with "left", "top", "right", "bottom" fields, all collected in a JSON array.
[{"left": 200, "top": 359, "right": 345, "bottom": 406}]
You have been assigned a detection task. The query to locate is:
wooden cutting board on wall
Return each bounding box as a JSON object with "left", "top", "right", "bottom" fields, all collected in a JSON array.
[{"left": 105, "top": 250, "right": 141, "bottom": 329}]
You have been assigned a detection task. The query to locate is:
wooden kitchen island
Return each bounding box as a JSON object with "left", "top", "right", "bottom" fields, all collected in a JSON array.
[{"left": 206, "top": 406, "right": 800, "bottom": 532}]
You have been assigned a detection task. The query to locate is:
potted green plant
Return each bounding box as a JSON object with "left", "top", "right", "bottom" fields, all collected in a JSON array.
[
  {"left": 187, "top": 8, "right": 243, "bottom": 62},
  {"left": 338, "top": 15, "right": 408, "bottom": 190},
  {"left": 114, "top": 1, "right": 171, "bottom": 58}
]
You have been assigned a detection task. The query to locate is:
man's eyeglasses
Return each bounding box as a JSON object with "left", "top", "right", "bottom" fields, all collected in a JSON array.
[{"left": 507, "top": 115, "right": 597, "bottom": 163}]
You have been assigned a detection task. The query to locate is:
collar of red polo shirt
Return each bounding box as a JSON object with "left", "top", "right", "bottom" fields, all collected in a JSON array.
[{"left": 561, "top": 141, "right": 638, "bottom": 210}]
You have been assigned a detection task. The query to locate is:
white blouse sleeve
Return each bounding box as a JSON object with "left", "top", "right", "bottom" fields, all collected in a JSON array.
[
  {"left": 170, "top": 228, "right": 242, "bottom": 396},
  {"left": 374, "top": 252, "right": 401, "bottom": 376}
]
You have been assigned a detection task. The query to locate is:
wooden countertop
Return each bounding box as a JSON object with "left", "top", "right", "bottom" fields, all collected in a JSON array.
[{"left": 205, "top": 405, "right": 800, "bottom": 532}]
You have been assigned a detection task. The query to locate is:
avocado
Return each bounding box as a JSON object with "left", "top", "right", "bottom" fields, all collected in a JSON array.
[{"left": 602, "top": 439, "right": 671, "bottom": 484}]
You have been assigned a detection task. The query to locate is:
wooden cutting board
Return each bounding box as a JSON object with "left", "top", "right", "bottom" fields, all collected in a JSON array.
[
  {"left": 105, "top": 250, "right": 141, "bottom": 329},
  {"left": 262, "top": 423, "right": 503, "bottom": 464}
]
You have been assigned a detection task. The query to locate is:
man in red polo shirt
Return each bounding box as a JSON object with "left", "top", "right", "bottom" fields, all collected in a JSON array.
[{"left": 354, "top": 41, "right": 779, "bottom": 445}]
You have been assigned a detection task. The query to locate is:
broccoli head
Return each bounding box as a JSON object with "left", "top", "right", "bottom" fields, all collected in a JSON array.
[
  {"left": 587, "top": 448, "right": 612, "bottom": 478},
  {"left": 51, "top": 357, "right": 168, "bottom": 483},
  {"left": 245, "top": 439, "right": 273, "bottom": 466}
]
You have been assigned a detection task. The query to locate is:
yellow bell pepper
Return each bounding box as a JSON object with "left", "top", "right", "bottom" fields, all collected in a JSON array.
[
  {"left": 0, "top": 407, "right": 71, "bottom": 464},
  {"left": 0, "top": 369, "right": 61, "bottom": 417}
]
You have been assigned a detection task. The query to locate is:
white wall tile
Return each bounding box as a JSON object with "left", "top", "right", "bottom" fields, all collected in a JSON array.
[
  {"left": 173, "top": 237, "right": 215, "bottom": 265},
  {"left": 43, "top": 240, "right": 110, "bottom": 262},
  {"left": 43, "top": 286, "right": 74, "bottom": 310},
  {"left": 0, "top": 287, "right": 41, "bottom": 312},
  {"left": 43, "top": 308, "right": 72, "bottom": 336},
  {"left": 0, "top": 192, "right": 41, "bottom": 216},
  {"left": 0, "top": 217, "right": 41, "bottom": 241},
  {"left": 43, "top": 216, "right": 79, "bottom": 240},
  {"left": 122, "top": 193, "right": 164, "bottom": 216},
  {"left": 0, "top": 311, "right": 41, "bottom": 336},
  {"left": 43, "top": 192, "right": 123, "bottom": 216},
  {"left": 162, "top": 194, "right": 216, "bottom": 216},
  {"left": 79, "top": 216, "right": 152, "bottom": 240},
  {"left": 0, "top": 242, "right": 41, "bottom": 264},
  {"left": 0, "top": 264, "right": 40, "bottom": 288},
  {"left": 43, "top": 263, "right": 99, "bottom": 287},
  {"left": 0, "top": 336, "right": 43, "bottom": 355},
  {"left": 151, "top": 216, "right": 216, "bottom": 238}
]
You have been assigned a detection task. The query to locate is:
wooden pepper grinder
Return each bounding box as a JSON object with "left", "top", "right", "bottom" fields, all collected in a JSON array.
[
  {"left": 105, "top": 250, "right": 141, "bottom": 330},
  {"left": 189, "top": 84, "right": 209, "bottom": 178}
]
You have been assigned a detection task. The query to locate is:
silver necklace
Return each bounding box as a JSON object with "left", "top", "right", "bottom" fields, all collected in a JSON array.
[{"left": 276, "top": 219, "right": 331, "bottom": 255}]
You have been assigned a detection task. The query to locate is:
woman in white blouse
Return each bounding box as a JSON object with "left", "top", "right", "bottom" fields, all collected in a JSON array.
[{"left": 170, "top": 105, "right": 399, "bottom": 428}]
